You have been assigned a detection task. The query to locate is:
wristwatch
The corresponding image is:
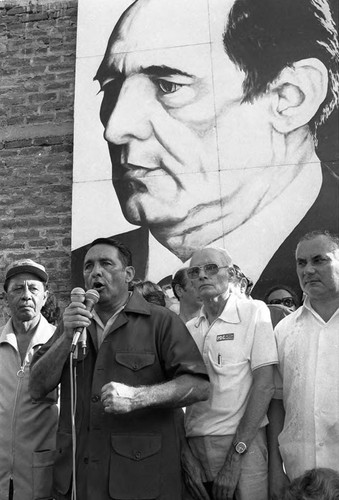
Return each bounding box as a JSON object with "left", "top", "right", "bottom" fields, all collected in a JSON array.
[{"left": 234, "top": 441, "right": 247, "bottom": 455}]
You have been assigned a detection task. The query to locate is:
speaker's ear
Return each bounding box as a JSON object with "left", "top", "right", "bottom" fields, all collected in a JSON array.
[
  {"left": 125, "top": 266, "right": 135, "bottom": 283},
  {"left": 268, "top": 58, "right": 328, "bottom": 134}
]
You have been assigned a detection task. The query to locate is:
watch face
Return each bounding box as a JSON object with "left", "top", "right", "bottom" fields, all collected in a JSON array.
[{"left": 235, "top": 442, "right": 247, "bottom": 454}]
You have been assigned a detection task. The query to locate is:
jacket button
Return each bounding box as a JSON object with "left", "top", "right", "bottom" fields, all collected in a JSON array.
[
  {"left": 84, "top": 457, "right": 89, "bottom": 464},
  {"left": 135, "top": 451, "right": 141, "bottom": 460},
  {"left": 91, "top": 395, "right": 100, "bottom": 402}
]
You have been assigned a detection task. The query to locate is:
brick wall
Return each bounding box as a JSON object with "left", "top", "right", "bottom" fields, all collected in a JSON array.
[{"left": 0, "top": 0, "right": 77, "bottom": 324}]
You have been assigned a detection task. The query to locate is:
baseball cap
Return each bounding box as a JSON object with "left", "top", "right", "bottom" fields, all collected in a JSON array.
[{"left": 4, "top": 259, "right": 48, "bottom": 291}]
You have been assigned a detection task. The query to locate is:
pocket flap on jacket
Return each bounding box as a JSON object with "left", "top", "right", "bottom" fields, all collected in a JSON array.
[
  {"left": 111, "top": 434, "right": 161, "bottom": 461},
  {"left": 115, "top": 352, "right": 155, "bottom": 371},
  {"left": 32, "top": 449, "right": 56, "bottom": 467}
]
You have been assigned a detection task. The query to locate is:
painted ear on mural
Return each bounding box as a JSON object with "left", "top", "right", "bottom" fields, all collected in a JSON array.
[{"left": 269, "top": 58, "right": 328, "bottom": 134}]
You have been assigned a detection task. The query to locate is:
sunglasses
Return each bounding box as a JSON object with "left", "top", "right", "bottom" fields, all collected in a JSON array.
[
  {"left": 187, "top": 263, "right": 229, "bottom": 280},
  {"left": 269, "top": 297, "right": 295, "bottom": 308}
]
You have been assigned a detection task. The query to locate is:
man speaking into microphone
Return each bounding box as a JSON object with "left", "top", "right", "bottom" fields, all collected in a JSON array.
[{"left": 29, "top": 237, "right": 209, "bottom": 500}]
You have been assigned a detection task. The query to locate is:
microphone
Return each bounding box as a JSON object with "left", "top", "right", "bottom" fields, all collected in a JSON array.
[
  {"left": 70, "top": 288, "right": 99, "bottom": 353},
  {"left": 79, "top": 289, "right": 100, "bottom": 355},
  {"left": 70, "top": 287, "right": 86, "bottom": 304},
  {"left": 70, "top": 288, "right": 85, "bottom": 353}
]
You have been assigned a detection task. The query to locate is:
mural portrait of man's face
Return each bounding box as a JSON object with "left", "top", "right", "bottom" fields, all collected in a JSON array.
[
  {"left": 96, "top": 0, "right": 280, "bottom": 253},
  {"left": 72, "top": 0, "right": 339, "bottom": 297}
]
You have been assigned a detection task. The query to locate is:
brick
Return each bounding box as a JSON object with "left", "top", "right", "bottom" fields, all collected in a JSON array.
[
  {"left": 26, "top": 114, "right": 56, "bottom": 124},
  {"left": 42, "top": 250, "right": 69, "bottom": 258},
  {"left": 24, "top": 13, "right": 49, "bottom": 23},
  {"left": 28, "top": 239, "right": 57, "bottom": 248},
  {"left": 0, "top": 241, "right": 25, "bottom": 250},
  {"left": 5, "top": 138, "right": 33, "bottom": 149},
  {"left": 28, "top": 92, "right": 58, "bottom": 103},
  {"left": 32, "top": 136, "right": 63, "bottom": 146},
  {"left": 13, "top": 230, "right": 41, "bottom": 240},
  {"left": 2, "top": 252, "right": 37, "bottom": 262},
  {"left": 7, "top": 7, "right": 25, "bottom": 15}
]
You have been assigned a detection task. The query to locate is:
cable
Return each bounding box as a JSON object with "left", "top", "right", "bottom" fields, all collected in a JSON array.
[{"left": 70, "top": 351, "right": 77, "bottom": 500}]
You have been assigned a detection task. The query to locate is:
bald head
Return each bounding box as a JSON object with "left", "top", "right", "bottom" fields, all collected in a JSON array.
[{"left": 190, "top": 246, "right": 233, "bottom": 268}]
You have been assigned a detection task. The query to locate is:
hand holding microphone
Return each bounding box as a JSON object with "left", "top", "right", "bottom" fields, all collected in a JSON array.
[{"left": 69, "top": 288, "right": 100, "bottom": 353}]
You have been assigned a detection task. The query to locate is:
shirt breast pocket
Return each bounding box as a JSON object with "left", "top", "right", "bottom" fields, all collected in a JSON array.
[
  {"left": 115, "top": 352, "right": 156, "bottom": 385},
  {"left": 213, "top": 336, "right": 247, "bottom": 365},
  {"left": 115, "top": 352, "right": 155, "bottom": 371}
]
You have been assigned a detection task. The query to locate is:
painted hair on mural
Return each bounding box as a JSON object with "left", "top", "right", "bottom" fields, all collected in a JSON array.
[{"left": 224, "top": 0, "right": 339, "bottom": 136}]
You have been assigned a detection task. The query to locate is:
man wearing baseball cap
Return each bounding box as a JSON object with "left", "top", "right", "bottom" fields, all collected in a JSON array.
[{"left": 0, "top": 259, "right": 58, "bottom": 500}]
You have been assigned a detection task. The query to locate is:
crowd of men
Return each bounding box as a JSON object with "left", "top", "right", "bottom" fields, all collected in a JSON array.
[{"left": 1, "top": 229, "right": 339, "bottom": 500}]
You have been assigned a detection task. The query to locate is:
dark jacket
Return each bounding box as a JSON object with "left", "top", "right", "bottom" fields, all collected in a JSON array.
[{"left": 33, "top": 292, "right": 208, "bottom": 500}]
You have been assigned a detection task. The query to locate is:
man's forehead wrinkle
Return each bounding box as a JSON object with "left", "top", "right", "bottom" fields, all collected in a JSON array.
[
  {"left": 192, "top": 248, "right": 231, "bottom": 266},
  {"left": 98, "top": 0, "right": 232, "bottom": 81},
  {"left": 103, "top": 43, "right": 213, "bottom": 83}
]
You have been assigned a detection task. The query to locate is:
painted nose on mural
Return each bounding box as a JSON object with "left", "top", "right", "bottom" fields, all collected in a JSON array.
[{"left": 104, "top": 76, "right": 153, "bottom": 145}]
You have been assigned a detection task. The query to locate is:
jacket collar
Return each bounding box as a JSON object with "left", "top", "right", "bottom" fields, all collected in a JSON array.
[
  {"left": 0, "top": 315, "right": 55, "bottom": 350},
  {"left": 124, "top": 290, "right": 152, "bottom": 316},
  {"left": 88, "top": 291, "right": 151, "bottom": 350}
]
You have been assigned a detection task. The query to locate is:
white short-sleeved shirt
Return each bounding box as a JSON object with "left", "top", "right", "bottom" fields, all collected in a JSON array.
[
  {"left": 185, "top": 294, "right": 278, "bottom": 436},
  {"left": 274, "top": 298, "right": 339, "bottom": 480}
]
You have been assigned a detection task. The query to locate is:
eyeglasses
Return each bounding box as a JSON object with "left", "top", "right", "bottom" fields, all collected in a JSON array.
[
  {"left": 187, "top": 263, "right": 229, "bottom": 280},
  {"left": 269, "top": 297, "right": 295, "bottom": 308}
]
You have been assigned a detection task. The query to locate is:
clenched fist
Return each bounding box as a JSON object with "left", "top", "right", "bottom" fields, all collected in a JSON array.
[{"left": 101, "top": 381, "right": 141, "bottom": 414}]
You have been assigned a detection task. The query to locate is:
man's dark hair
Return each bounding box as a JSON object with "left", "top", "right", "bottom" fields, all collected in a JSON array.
[
  {"left": 132, "top": 280, "right": 166, "bottom": 306},
  {"left": 41, "top": 292, "right": 61, "bottom": 326},
  {"left": 282, "top": 467, "right": 339, "bottom": 500},
  {"left": 88, "top": 237, "right": 133, "bottom": 267},
  {"left": 172, "top": 268, "right": 189, "bottom": 301},
  {"left": 264, "top": 284, "right": 300, "bottom": 308},
  {"left": 232, "top": 264, "right": 254, "bottom": 297},
  {"left": 224, "top": 0, "right": 339, "bottom": 137},
  {"left": 298, "top": 229, "right": 339, "bottom": 249}
]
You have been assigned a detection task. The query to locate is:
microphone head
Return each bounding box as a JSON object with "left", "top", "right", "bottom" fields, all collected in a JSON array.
[
  {"left": 71, "top": 287, "right": 86, "bottom": 303},
  {"left": 85, "top": 289, "right": 100, "bottom": 308}
]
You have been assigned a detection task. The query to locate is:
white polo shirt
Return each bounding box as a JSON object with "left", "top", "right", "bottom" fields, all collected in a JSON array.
[
  {"left": 185, "top": 293, "right": 278, "bottom": 436},
  {"left": 274, "top": 297, "right": 339, "bottom": 479}
]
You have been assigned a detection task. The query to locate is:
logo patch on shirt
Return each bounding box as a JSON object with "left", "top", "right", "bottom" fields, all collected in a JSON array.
[{"left": 216, "top": 333, "right": 234, "bottom": 341}]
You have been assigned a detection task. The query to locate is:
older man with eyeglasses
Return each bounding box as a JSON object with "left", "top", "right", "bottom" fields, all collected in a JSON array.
[{"left": 181, "top": 246, "right": 278, "bottom": 500}]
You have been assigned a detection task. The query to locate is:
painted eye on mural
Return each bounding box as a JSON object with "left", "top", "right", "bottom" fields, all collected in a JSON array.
[{"left": 156, "top": 79, "right": 183, "bottom": 94}]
